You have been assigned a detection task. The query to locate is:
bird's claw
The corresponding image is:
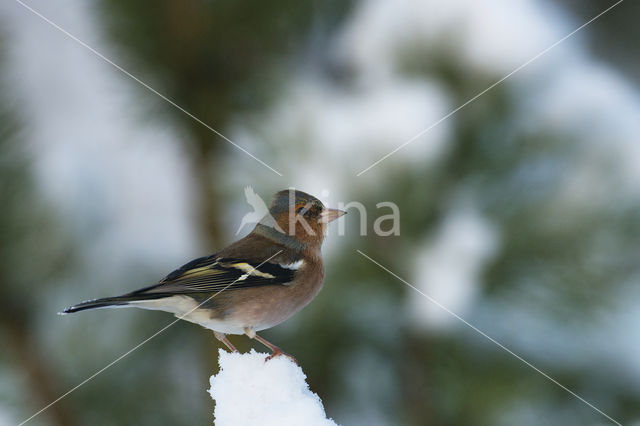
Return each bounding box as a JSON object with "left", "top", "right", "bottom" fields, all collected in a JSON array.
[{"left": 265, "top": 350, "right": 298, "bottom": 365}]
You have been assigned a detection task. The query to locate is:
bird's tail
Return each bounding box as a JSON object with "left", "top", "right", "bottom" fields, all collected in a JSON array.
[{"left": 60, "top": 286, "right": 168, "bottom": 314}]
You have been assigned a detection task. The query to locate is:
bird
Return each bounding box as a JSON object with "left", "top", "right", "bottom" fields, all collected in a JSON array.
[{"left": 61, "top": 189, "right": 346, "bottom": 362}]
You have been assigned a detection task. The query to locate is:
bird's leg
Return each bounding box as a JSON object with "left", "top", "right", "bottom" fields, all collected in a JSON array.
[
  {"left": 214, "top": 331, "right": 238, "bottom": 352},
  {"left": 244, "top": 328, "right": 298, "bottom": 364}
]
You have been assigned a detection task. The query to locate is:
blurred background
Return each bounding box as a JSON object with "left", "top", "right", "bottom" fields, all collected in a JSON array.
[{"left": 1, "top": 0, "right": 639, "bottom": 425}]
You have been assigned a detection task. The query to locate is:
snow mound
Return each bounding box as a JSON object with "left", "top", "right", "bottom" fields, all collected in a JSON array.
[{"left": 209, "top": 350, "right": 338, "bottom": 426}]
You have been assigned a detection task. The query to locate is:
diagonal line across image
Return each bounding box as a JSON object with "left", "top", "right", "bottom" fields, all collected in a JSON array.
[
  {"left": 10, "top": 0, "right": 629, "bottom": 424},
  {"left": 356, "top": 0, "right": 624, "bottom": 177},
  {"left": 14, "top": 0, "right": 283, "bottom": 177},
  {"left": 357, "top": 250, "right": 622, "bottom": 426}
]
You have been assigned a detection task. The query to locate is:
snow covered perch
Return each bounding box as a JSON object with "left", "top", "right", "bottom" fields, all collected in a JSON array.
[{"left": 209, "top": 350, "right": 338, "bottom": 426}]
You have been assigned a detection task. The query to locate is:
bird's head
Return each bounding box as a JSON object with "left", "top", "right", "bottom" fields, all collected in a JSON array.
[{"left": 265, "top": 189, "right": 346, "bottom": 246}]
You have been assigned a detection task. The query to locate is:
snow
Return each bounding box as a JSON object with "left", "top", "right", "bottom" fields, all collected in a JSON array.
[{"left": 209, "top": 350, "right": 338, "bottom": 426}]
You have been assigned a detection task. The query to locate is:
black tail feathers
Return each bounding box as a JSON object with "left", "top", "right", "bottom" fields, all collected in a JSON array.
[
  {"left": 60, "top": 287, "right": 170, "bottom": 315},
  {"left": 60, "top": 297, "right": 131, "bottom": 314}
]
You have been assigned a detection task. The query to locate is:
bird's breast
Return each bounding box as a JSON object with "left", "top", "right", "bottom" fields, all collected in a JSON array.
[{"left": 223, "top": 260, "right": 324, "bottom": 332}]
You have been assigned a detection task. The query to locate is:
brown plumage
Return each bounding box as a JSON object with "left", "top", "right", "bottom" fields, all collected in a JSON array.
[{"left": 61, "top": 189, "right": 345, "bottom": 362}]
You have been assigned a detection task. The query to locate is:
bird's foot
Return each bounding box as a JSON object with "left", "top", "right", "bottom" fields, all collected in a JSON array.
[
  {"left": 265, "top": 349, "right": 298, "bottom": 365},
  {"left": 250, "top": 330, "right": 297, "bottom": 364}
]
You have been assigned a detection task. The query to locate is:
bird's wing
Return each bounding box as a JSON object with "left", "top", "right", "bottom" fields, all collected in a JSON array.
[{"left": 138, "top": 254, "right": 297, "bottom": 295}]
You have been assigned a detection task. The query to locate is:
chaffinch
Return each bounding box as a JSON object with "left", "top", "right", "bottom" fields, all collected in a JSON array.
[{"left": 62, "top": 189, "right": 345, "bottom": 362}]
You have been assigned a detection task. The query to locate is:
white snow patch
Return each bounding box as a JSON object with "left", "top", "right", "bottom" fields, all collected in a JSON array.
[{"left": 209, "top": 350, "right": 338, "bottom": 426}]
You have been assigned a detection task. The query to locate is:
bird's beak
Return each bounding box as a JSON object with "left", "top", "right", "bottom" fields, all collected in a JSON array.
[{"left": 318, "top": 208, "right": 347, "bottom": 223}]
